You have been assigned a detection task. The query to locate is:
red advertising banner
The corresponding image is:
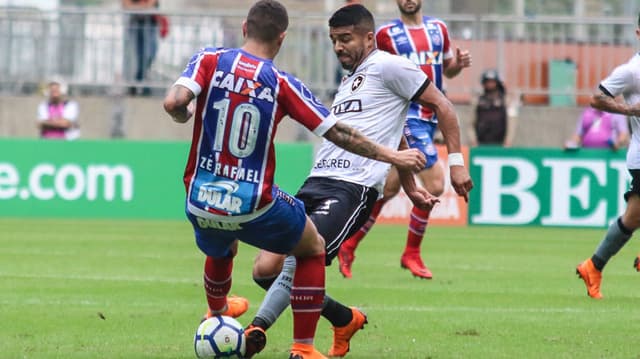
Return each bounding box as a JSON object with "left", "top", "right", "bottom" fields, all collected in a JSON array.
[{"left": 377, "top": 145, "right": 469, "bottom": 226}]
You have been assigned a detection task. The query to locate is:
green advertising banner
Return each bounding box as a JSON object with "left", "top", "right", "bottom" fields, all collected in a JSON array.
[
  {"left": 469, "top": 147, "right": 628, "bottom": 227},
  {"left": 0, "top": 139, "right": 313, "bottom": 219}
]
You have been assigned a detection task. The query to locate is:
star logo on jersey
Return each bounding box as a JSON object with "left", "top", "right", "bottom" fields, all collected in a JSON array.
[{"left": 351, "top": 75, "right": 365, "bottom": 92}]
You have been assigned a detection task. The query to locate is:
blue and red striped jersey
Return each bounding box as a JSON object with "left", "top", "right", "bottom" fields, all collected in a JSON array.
[
  {"left": 376, "top": 16, "right": 453, "bottom": 123},
  {"left": 176, "top": 47, "right": 336, "bottom": 217}
]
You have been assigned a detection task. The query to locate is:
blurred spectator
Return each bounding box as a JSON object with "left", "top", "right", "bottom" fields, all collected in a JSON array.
[
  {"left": 564, "top": 107, "right": 629, "bottom": 150},
  {"left": 37, "top": 79, "right": 80, "bottom": 140},
  {"left": 468, "top": 69, "right": 519, "bottom": 147},
  {"left": 123, "top": 0, "right": 159, "bottom": 96}
]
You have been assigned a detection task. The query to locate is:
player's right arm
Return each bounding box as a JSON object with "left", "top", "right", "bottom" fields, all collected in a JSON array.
[
  {"left": 322, "top": 122, "right": 426, "bottom": 172},
  {"left": 396, "top": 136, "right": 440, "bottom": 210},
  {"left": 163, "top": 85, "right": 195, "bottom": 123}
]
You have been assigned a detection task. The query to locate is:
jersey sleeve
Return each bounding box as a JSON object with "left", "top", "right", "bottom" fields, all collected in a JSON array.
[
  {"left": 439, "top": 20, "right": 454, "bottom": 60},
  {"left": 278, "top": 73, "right": 337, "bottom": 136},
  {"left": 380, "top": 54, "right": 429, "bottom": 100},
  {"left": 375, "top": 27, "right": 395, "bottom": 54},
  {"left": 174, "top": 47, "right": 220, "bottom": 97},
  {"left": 600, "top": 63, "right": 633, "bottom": 97}
]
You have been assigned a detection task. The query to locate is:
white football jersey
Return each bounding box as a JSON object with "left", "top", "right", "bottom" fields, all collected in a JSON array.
[
  {"left": 600, "top": 52, "right": 640, "bottom": 169},
  {"left": 309, "top": 49, "right": 429, "bottom": 192}
]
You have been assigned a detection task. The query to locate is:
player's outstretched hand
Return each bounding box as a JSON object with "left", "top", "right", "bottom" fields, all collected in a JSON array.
[
  {"left": 449, "top": 166, "right": 473, "bottom": 202},
  {"left": 406, "top": 187, "right": 440, "bottom": 211},
  {"left": 393, "top": 148, "right": 426, "bottom": 172}
]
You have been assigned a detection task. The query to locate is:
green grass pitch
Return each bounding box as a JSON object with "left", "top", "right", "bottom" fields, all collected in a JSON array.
[{"left": 1, "top": 218, "right": 640, "bottom": 358}]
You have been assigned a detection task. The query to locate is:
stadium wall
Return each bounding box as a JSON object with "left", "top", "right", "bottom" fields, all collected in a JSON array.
[{"left": 0, "top": 95, "right": 581, "bottom": 147}]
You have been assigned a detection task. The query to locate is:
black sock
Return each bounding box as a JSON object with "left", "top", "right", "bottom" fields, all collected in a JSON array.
[
  {"left": 253, "top": 276, "right": 276, "bottom": 291},
  {"left": 591, "top": 255, "right": 606, "bottom": 272},
  {"left": 251, "top": 317, "right": 271, "bottom": 330},
  {"left": 321, "top": 295, "right": 353, "bottom": 327}
]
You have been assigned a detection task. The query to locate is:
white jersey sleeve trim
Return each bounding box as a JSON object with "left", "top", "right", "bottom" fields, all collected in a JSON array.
[
  {"left": 312, "top": 113, "right": 338, "bottom": 137},
  {"left": 175, "top": 77, "right": 202, "bottom": 97}
]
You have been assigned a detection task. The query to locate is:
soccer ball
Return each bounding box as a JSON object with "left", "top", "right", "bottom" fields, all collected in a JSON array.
[{"left": 194, "top": 315, "right": 246, "bottom": 358}]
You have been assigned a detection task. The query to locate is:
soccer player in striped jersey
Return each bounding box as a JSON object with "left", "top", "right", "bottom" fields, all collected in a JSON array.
[
  {"left": 339, "top": 0, "right": 473, "bottom": 280},
  {"left": 163, "top": 1, "right": 428, "bottom": 358},
  {"left": 576, "top": 12, "right": 640, "bottom": 300},
  {"left": 247, "top": 4, "right": 472, "bottom": 358}
]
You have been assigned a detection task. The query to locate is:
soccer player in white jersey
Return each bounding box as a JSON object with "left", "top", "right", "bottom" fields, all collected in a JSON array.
[
  {"left": 339, "top": 0, "right": 472, "bottom": 280},
  {"left": 576, "top": 13, "right": 640, "bottom": 299},
  {"left": 163, "top": 2, "right": 428, "bottom": 358},
  {"left": 247, "top": 4, "right": 473, "bottom": 357}
]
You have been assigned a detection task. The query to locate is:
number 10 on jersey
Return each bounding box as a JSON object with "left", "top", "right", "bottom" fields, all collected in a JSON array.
[{"left": 212, "top": 98, "right": 260, "bottom": 158}]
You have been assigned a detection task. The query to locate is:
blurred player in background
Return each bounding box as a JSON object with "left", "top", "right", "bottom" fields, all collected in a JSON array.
[
  {"left": 576, "top": 13, "right": 640, "bottom": 299},
  {"left": 339, "top": 0, "right": 472, "bottom": 279},
  {"left": 247, "top": 4, "right": 472, "bottom": 358},
  {"left": 163, "top": 1, "right": 427, "bottom": 358}
]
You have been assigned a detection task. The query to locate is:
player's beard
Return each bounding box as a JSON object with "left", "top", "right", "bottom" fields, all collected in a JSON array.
[
  {"left": 398, "top": 0, "right": 421, "bottom": 16},
  {"left": 336, "top": 52, "right": 355, "bottom": 71}
]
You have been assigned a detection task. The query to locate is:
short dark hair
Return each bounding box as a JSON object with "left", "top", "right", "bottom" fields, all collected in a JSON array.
[
  {"left": 328, "top": 4, "right": 375, "bottom": 34},
  {"left": 638, "top": 12, "right": 640, "bottom": 27},
  {"left": 246, "top": 0, "right": 289, "bottom": 42}
]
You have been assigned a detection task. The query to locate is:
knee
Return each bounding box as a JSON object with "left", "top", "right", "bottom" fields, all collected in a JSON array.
[
  {"left": 311, "top": 234, "right": 326, "bottom": 256},
  {"left": 252, "top": 252, "right": 284, "bottom": 279},
  {"left": 620, "top": 214, "right": 640, "bottom": 232},
  {"left": 383, "top": 184, "right": 400, "bottom": 199},
  {"left": 426, "top": 177, "right": 445, "bottom": 197}
]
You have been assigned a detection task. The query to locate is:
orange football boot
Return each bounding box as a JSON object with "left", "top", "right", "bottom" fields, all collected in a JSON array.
[
  {"left": 289, "top": 342, "right": 327, "bottom": 359},
  {"left": 576, "top": 258, "right": 603, "bottom": 299},
  {"left": 337, "top": 246, "right": 355, "bottom": 279},
  {"left": 328, "top": 307, "right": 367, "bottom": 357},
  {"left": 203, "top": 295, "right": 249, "bottom": 321},
  {"left": 400, "top": 252, "right": 433, "bottom": 279}
]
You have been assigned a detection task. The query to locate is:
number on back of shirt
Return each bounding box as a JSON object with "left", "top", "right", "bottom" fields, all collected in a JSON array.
[{"left": 212, "top": 99, "right": 260, "bottom": 158}]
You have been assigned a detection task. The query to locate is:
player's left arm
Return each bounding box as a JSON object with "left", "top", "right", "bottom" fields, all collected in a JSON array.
[
  {"left": 443, "top": 47, "right": 472, "bottom": 79},
  {"left": 397, "top": 136, "right": 440, "bottom": 210},
  {"left": 414, "top": 81, "right": 473, "bottom": 201},
  {"left": 163, "top": 85, "right": 195, "bottom": 123}
]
